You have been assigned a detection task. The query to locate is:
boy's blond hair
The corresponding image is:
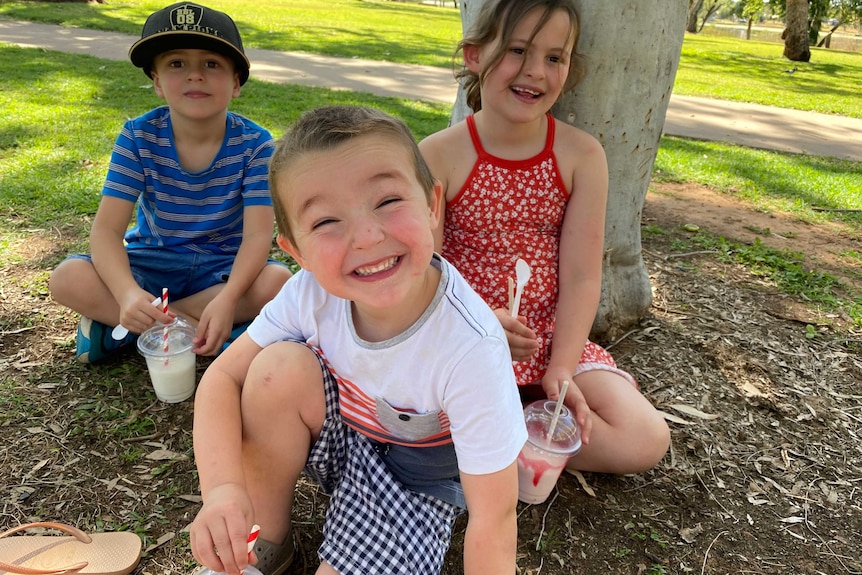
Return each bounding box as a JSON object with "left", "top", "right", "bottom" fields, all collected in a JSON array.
[{"left": 269, "top": 106, "right": 436, "bottom": 246}]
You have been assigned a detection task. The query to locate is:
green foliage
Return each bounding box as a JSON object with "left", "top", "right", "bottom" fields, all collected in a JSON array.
[
  {"left": 623, "top": 521, "right": 670, "bottom": 571},
  {"left": 627, "top": 522, "right": 669, "bottom": 548},
  {"left": 535, "top": 527, "right": 566, "bottom": 553}
]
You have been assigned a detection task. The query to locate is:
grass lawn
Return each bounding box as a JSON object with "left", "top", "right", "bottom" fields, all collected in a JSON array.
[
  {"left": 1, "top": 43, "right": 860, "bottom": 324},
  {"left": 0, "top": 46, "right": 450, "bottom": 236},
  {"left": 0, "top": 0, "right": 463, "bottom": 67},
  {"left": 2, "top": 0, "right": 862, "bottom": 118},
  {"left": 0, "top": 1, "right": 860, "bottom": 318},
  {"left": 0, "top": 7, "right": 861, "bottom": 574}
]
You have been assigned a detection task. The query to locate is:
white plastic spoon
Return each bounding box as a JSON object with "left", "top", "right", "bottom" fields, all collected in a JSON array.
[
  {"left": 510, "top": 258, "right": 531, "bottom": 317},
  {"left": 111, "top": 296, "right": 162, "bottom": 340}
]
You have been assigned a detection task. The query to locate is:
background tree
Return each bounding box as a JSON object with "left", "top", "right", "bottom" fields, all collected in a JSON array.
[
  {"left": 783, "top": 0, "right": 812, "bottom": 61},
  {"left": 453, "top": 0, "right": 687, "bottom": 338},
  {"left": 738, "top": 0, "right": 766, "bottom": 40},
  {"left": 767, "top": 0, "right": 855, "bottom": 56},
  {"left": 687, "top": 0, "right": 726, "bottom": 33}
]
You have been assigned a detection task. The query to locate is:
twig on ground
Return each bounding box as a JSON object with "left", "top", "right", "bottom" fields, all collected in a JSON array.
[
  {"left": 694, "top": 467, "right": 733, "bottom": 518},
  {"left": 604, "top": 327, "right": 640, "bottom": 351},
  {"left": 0, "top": 326, "right": 37, "bottom": 335},
  {"left": 665, "top": 250, "right": 720, "bottom": 260},
  {"left": 701, "top": 530, "right": 727, "bottom": 575},
  {"left": 536, "top": 489, "right": 560, "bottom": 551},
  {"left": 121, "top": 432, "right": 162, "bottom": 443}
]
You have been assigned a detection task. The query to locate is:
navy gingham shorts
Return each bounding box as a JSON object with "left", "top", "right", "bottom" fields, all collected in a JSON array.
[{"left": 302, "top": 345, "right": 463, "bottom": 575}]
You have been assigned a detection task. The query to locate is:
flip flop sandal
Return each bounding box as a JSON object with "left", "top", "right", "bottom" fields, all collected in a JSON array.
[{"left": 0, "top": 521, "right": 142, "bottom": 575}]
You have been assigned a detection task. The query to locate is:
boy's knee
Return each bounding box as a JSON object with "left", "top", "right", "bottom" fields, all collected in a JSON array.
[
  {"left": 48, "top": 258, "right": 83, "bottom": 302},
  {"left": 244, "top": 342, "right": 325, "bottom": 411}
]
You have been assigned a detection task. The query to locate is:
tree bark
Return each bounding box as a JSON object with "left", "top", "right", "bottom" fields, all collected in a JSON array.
[
  {"left": 454, "top": 1, "right": 687, "bottom": 339},
  {"left": 783, "top": 0, "right": 811, "bottom": 62}
]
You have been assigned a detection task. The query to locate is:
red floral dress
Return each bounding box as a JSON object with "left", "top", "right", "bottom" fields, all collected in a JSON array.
[{"left": 442, "top": 114, "right": 636, "bottom": 390}]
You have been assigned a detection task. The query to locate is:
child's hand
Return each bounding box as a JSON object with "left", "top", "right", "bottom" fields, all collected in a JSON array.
[
  {"left": 541, "top": 370, "right": 593, "bottom": 446},
  {"left": 493, "top": 308, "right": 539, "bottom": 361},
  {"left": 193, "top": 296, "right": 236, "bottom": 356},
  {"left": 189, "top": 483, "right": 255, "bottom": 575},
  {"left": 119, "top": 289, "right": 172, "bottom": 334}
]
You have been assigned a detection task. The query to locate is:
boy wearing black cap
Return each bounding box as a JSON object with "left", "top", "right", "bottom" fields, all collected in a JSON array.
[{"left": 50, "top": 2, "right": 291, "bottom": 363}]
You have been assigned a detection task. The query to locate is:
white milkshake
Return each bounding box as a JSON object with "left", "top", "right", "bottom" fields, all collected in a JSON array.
[
  {"left": 143, "top": 351, "right": 196, "bottom": 403},
  {"left": 137, "top": 318, "right": 197, "bottom": 403}
]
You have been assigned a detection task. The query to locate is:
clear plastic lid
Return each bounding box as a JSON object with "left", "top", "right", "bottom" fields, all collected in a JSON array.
[
  {"left": 523, "top": 399, "right": 582, "bottom": 455},
  {"left": 136, "top": 317, "right": 195, "bottom": 358}
]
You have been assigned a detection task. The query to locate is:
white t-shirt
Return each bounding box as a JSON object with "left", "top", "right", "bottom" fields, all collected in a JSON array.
[{"left": 248, "top": 254, "right": 527, "bottom": 475}]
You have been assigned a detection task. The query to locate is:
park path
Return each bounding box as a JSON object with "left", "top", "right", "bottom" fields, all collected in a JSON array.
[{"left": 1, "top": 18, "right": 861, "bottom": 162}]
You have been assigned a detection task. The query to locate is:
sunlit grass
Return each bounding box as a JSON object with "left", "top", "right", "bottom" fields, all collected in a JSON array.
[
  {"left": 0, "top": 0, "right": 462, "bottom": 67},
  {"left": 0, "top": 45, "right": 450, "bottom": 234},
  {"left": 666, "top": 231, "right": 862, "bottom": 326},
  {"left": 1, "top": 8, "right": 861, "bottom": 325},
  {"left": 654, "top": 136, "right": 862, "bottom": 229},
  {"left": 674, "top": 34, "right": 862, "bottom": 118},
  {"left": 3, "top": 1, "right": 862, "bottom": 117}
]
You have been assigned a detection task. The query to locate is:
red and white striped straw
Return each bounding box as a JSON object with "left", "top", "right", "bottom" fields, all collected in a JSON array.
[
  {"left": 161, "top": 288, "right": 169, "bottom": 366},
  {"left": 247, "top": 524, "right": 260, "bottom": 559}
]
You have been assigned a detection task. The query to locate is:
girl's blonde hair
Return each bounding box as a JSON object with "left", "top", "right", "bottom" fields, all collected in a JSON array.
[{"left": 455, "top": 0, "right": 585, "bottom": 112}]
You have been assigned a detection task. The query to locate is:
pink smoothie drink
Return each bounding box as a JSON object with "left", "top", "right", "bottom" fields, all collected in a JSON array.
[{"left": 517, "top": 400, "right": 582, "bottom": 504}]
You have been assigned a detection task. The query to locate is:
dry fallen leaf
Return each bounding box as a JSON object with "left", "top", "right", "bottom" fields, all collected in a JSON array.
[
  {"left": 656, "top": 410, "right": 695, "bottom": 425},
  {"left": 145, "top": 531, "right": 176, "bottom": 553},
  {"left": 679, "top": 523, "right": 704, "bottom": 543},
  {"left": 666, "top": 404, "right": 720, "bottom": 420},
  {"left": 564, "top": 468, "right": 596, "bottom": 497},
  {"left": 146, "top": 449, "right": 186, "bottom": 461}
]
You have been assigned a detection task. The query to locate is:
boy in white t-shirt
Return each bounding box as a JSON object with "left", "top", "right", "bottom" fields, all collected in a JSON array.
[{"left": 188, "top": 105, "right": 527, "bottom": 575}]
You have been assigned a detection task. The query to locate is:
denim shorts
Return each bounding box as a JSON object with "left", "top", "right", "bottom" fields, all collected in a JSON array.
[{"left": 66, "top": 248, "right": 285, "bottom": 300}]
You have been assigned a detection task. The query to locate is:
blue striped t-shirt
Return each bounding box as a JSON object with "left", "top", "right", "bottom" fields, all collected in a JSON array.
[{"left": 103, "top": 106, "right": 275, "bottom": 255}]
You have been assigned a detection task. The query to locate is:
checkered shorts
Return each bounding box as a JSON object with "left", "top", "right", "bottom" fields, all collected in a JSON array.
[{"left": 302, "top": 345, "right": 462, "bottom": 575}]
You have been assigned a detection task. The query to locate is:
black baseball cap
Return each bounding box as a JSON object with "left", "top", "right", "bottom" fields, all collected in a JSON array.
[{"left": 129, "top": 2, "right": 250, "bottom": 85}]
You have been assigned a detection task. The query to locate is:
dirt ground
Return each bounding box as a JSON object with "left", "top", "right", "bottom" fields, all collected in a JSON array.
[{"left": 1, "top": 182, "right": 860, "bottom": 575}]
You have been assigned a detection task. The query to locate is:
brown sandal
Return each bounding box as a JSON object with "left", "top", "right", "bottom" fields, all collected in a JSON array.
[{"left": 0, "top": 522, "right": 141, "bottom": 575}]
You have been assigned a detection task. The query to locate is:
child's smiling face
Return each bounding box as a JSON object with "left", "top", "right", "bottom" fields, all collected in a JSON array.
[
  {"left": 275, "top": 133, "right": 442, "bottom": 316},
  {"left": 468, "top": 7, "right": 575, "bottom": 119}
]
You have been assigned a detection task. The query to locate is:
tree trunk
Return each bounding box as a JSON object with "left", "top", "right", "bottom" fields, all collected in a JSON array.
[
  {"left": 783, "top": 0, "right": 811, "bottom": 62},
  {"left": 687, "top": 0, "right": 704, "bottom": 33},
  {"left": 698, "top": 3, "right": 720, "bottom": 33},
  {"left": 454, "top": 1, "right": 687, "bottom": 339}
]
